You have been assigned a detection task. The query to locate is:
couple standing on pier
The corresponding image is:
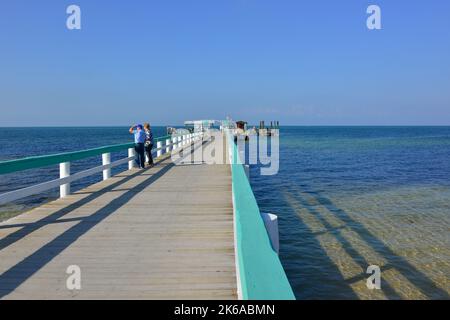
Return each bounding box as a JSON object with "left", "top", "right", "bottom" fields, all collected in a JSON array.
[{"left": 129, "top": 123, "right": 154, "bottom": 169}]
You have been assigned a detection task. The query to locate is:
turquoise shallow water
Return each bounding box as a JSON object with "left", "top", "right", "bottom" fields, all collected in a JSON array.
[
  {"left": 250, "top": 126, "right": 450, "bottom": 299},
  {"left": 0, "top": 126, "right": 449, "bottom": 299}
]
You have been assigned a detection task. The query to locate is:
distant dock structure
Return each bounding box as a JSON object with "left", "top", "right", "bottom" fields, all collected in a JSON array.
[
  {"left": 0, "top": 119, "right": 293, "bottom": 300},
  {"left": 258, "top": 120, "right": 280, "bottom": 136}
]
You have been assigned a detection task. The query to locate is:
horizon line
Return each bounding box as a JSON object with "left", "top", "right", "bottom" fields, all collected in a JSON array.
[{"left": 1, "top": 124, "right": 450, "bottom": 128}]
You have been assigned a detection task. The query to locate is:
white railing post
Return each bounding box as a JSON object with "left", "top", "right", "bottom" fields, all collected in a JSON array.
[
  {"left": 171, "top": 136, "right": 176, "bottom": 151},
  {"left": 244, "top": 164, "right": 250, "bottom": 180},
  {"left": 157, "top": 141, "right": 162, "bottom": 157},
  {"left": 128, "top": 147, "right": 136, "bottom": 170},
  {"left": 261, "top": 213, "right": 280, "bottom": 254},
  {"left": 102, "top": 153, "right": 111, "bottom": 180},
  {"left": 166, "top": 138, "right": 171, "bottom": 153},
  {"left": 59, "top": 162, "right": 70, "bottom": 198}
]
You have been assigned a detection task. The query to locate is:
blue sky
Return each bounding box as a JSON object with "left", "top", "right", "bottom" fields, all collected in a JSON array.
[{"left": 0, "top": 0, "right": 449, "bottom": 126}]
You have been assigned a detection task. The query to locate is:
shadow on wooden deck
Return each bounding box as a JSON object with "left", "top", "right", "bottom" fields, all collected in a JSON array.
[{"left": 0, "top": 161, "right": 174, "bottom": 298}]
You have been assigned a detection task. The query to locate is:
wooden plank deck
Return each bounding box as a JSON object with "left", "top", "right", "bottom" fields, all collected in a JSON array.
[{"left": 0, "top": 155, "right": 237, "bottom": 299}]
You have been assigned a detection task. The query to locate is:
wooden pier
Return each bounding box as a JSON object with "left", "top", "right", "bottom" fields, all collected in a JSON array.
[
  {"left": 0, "top": 153, "right": 236, "bottom": 299},
  {"left": 0, "top": 128, "right": 295, "bottom": 300}
]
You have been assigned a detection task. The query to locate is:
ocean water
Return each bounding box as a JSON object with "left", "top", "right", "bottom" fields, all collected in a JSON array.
[
  {"left": 250, "top": 126, "right": 450, "bottom": 299},
  {"left": 1, "top": 126, "right": 449, "bottom": 299}
]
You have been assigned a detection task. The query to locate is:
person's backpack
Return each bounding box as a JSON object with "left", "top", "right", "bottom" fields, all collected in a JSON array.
[{"left": 145, "top": 130, "right": 153, "bottom": 147}]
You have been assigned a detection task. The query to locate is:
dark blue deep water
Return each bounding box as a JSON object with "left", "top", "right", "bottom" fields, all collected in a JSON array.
[{"left": 1, "top": 126, "right": 449, "bottom": 299}]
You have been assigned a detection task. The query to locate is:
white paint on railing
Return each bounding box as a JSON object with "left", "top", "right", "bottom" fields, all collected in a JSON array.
[
  {"left": 59, "top": 162, "right": 70, "bottom": 198},
  {"left": 261, "top": 213, "right": 280, "bottom": 254},
  {"left": 157, "top": 141, "right": 162, "bottom": 157},
  {"left": 102, "top": 153, "right": 111, "bottom": 180},
  {"left": 128, "top": 148, "right": 136, "bottom": 170},
  {"left": 172, "top": 136, "right": 177, "bottom": 150},
  {"left": 244, "top": 164, "right": 250, "bottom": 180},
  {"left": 166, "top": 139, "right": 171, "bottom": 154},
  {"left": 0, "top": 156, "right": 134, "bottom": 205}
]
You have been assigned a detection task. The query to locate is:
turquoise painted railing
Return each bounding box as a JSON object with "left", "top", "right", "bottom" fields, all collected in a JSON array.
[
  {"left": 0, "top": 142, "right": 134, "bottom": 175},
  {"left": 228, "top": 133, "right": 295, "bottom": 300},
  {"left": 0, "top": 131, "right": 202, "bottom": 205},
  {"left": 0, "top": 132, "right": 190, "bottom": 175}
]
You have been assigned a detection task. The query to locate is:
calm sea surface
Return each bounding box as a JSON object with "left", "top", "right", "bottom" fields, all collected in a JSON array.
[{"left": 1, "top": 126, "right": 449, "bottom": 299}]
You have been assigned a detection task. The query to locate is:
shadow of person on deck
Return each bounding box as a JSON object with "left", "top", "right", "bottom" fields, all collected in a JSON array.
[{"left": 0, "top": 162, "right": 174, "bottom": 298}]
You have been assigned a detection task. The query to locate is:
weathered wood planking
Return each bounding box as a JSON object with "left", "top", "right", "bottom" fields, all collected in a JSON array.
[{"left": 0, "top": 155, "right": 237, "bottom": 299}]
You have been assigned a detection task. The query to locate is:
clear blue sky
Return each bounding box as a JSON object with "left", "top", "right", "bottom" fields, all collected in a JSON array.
[{"left": 1, "top": 0, "right": 449, "bottom": 126}]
